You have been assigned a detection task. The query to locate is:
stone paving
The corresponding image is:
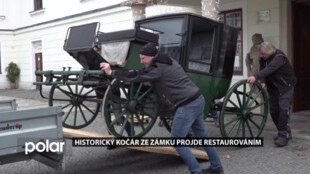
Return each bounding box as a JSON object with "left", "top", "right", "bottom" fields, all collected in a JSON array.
[{"left": 0, "top": 89, "right": 310, "bottom": 174}]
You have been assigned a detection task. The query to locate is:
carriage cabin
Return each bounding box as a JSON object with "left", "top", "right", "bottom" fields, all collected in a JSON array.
[{"left": 63, "top": 13, "right": 238, "bottom": 116}]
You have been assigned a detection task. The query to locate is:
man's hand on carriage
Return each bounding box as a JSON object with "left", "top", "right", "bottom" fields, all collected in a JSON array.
[
  {"left": 100, "top": 63, "right": 112, "bottom": 75},
  {"left": 247, "top": 76, "right": 256, "bottom": 84}
]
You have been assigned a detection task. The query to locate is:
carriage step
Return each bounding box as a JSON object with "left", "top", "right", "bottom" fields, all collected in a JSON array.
[{"left": 63, "top": 128, "right": 209, "bottom": 160}]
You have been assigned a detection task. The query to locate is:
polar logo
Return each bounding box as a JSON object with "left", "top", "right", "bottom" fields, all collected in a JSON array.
[{"left": 25, "top": 139, "right": 65, "bottom": 155}]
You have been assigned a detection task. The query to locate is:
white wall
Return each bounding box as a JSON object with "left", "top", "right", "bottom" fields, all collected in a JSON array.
[
  {"left": 221, "top": 0, "right": 280, "bottom": 88},
  {"left": 0, "top": 5, "right": 133, "bottom": 89},
  {"left": 0, "top": 31, "right": 14, "bottom": 88},
  {"left": 0, "top": 0, "right": 124, "bottom": 30},
  {"left": 247, "top": 0, "right": 280, "bottom": 48},
  {"left": 0, "top": 1, "right": 203, "bottom": 89}
]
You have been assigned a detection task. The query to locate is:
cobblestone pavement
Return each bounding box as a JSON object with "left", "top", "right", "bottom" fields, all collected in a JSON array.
[{"left": 1, "top": 89, "right": 310, "bottom": 174}]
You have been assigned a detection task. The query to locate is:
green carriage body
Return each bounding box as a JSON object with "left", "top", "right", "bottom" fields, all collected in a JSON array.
[{"left": 125, "top": 13, "right": 238, "bottom": 116}]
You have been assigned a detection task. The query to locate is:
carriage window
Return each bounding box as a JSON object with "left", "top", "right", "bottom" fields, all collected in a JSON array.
[
  {"left": 139, "top": 18, "right": 185, "bottom": 62},
  {"left": 188, "top": 18, "right": 216, "bottom": 73}
]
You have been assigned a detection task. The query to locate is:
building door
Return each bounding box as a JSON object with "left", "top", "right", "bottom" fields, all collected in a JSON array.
[
  {"left": 292, "top": 0, "right": 310, "bottom": 111},
  {"left": 35, "top": 52, "right": 42, "bottom": 90}
]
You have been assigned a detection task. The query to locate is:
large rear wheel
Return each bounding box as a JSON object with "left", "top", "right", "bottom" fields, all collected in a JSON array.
[{"left": 219, "top": 80, "right": 268, "bottom": 138}]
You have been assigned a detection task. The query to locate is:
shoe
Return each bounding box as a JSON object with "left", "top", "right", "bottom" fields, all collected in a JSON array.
[
  {"left": 274, "top": 137, "right": 288, "bottom": 147},
  {"left": 202, "top": 167, "right": 224, "bottom": 174},
  {"left": 274, "top": 134, "right": 292, "bottom": 141}
]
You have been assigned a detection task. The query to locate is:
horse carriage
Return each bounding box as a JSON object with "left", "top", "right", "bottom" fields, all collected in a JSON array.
[{"left": 34, "top": 13, "right": 268, "bottom": 138}]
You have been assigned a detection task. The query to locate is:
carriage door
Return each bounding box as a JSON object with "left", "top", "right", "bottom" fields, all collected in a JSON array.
[{"left": 186, "top": 16, "right": 217, "bottom": 114}]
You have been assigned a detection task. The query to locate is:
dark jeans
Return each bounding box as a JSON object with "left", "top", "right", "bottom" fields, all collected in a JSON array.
[
  {"left": 171, "top": 95, "right": 222, "bottom": 174},
  {"left": 268, "top": 87, "right": 294, "bottom": 140}
]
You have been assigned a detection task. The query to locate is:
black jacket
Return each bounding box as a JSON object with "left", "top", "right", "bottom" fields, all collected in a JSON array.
[
  {"left": 255, "top": 49, "right": 296, "bottom": 95},
  {"left": 111, "top": 53, "right": 201, "bottom": 108}
]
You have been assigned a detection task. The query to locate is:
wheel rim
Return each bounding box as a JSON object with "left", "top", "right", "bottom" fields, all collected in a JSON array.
[
  {"left": 103, "top": 79, "right": 158, "bottom": 138},
  {"left": 49, "top": 84, "right": 100, "bottom": 129},
  {"left": 219, "top": 80, "right": 268, "bottom": 138}
]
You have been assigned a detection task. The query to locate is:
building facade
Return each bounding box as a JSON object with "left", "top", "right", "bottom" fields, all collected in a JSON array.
[{"left": 0, "top": 0, "right": 309, "bottom": 111}]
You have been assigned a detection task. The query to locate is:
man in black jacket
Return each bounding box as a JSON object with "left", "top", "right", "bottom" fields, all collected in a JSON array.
[
  {"left": 248, "top": 41, "right": 296, "bottom": 147},
  {"left": 100, "top": 43, "right": 224, "bottom": 174}
]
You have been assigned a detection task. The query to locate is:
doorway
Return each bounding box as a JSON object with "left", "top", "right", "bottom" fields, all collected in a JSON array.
[
  {"left": 35, "top": 52, "right": 42, "bottom": 90},
  {"left": 292, "top": 0, "right": 310, "bottom": 111},
  {"left": 32, "top": 41, "right": 42, "bottom": 90}
]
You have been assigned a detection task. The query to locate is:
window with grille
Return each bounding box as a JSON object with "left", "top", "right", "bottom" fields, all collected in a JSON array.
[
  {"left": 220, "top": 9, "right": 243, "bottom": 74},
  {"left": 34, "top": 0, "right": 43, "bottom": 11}
]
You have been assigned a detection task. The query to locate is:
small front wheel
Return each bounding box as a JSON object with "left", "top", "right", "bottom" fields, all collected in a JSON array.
[{"left": 103, "top": 80, "right": 158, "bottom": 138}]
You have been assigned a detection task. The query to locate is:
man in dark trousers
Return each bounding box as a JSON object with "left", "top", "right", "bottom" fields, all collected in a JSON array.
[
  {"left": 248, "top": 41, "right": 296, "bottom": 147},
  {"left": 100, "top": 43, "right": 224, "bottom": 174}
]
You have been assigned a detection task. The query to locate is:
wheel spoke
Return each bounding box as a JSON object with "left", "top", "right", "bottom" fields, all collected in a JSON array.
[
  {"left": 111, "top": 110, "right": 127, "bottom": 125},
  {"left": 56, "top": 86, "right": 72, "bottom": 98},
  {"left": 130, "top": 113, "right": 135, "bottom": 137},
  {"left": 249, "top": 102, "right": 266, "bottom": 111},
  {"left": 248, "top": 90, "right": 263, "bottom": 107},
  {"left": 78, "top": 105, "right": 88, "bottom": 124},
  {"left": 67, "top": 85, "right": 74, "bottom": 95},
  {"left": 137, "top": 87, "right": 153, "bottom": 101},
  {"left": 242, "top": 119, "right": 246, "bottom": 137},
  {"left": 235, "top": 119, "right": 242, "bottom": 137},
  {"left": 119, "top": 115, "right": 129, "bottom": 136},
  {"left": 245, "top": 119, "right": 254, "bottom": 137},
  {"left": 83, "top": 95, "right": 99, "bottom": 99},
  {"left": 228, "top": 119, "right": 241, "bottom": 137},
  {"left": 251, "top": 113, "right": 265, "bottom": 117},
  {"left": 63, "top": 105, "right": 74, "bottom": 123},
  {"left": 228, "top": 99, "right": 241, "bottom": 111},
  {"left": 134, "top": 83, "right": 143, "bottom": 99},
  {"left": 223, "top": 111, "right": 241, "bottom": 115},
  {"left": 74, "top": 106, "right": 78, "bottom": 126},
  {"left": 53, "top": 99, "right": 72, "bottom": 102},
  {"left": 248, "top": 117, "right": 261, "bottom": 130},
  {"left": 83, "top": 89, "right": 95, "bottom": 97},
  {"left": 75, "top": 84, "right": 78, "bottom": 95},
  {"left": 62, "top": 103, "right": 72, "bottom": 109},
  {"left": 78, "top": 86, "right": 85, "bottom": 95},
  {"left": 233, "top": 90, "right": 243, "bottom": 108},
  {"left": 81, "top": 103, "right": 95, "bottom": 115},
  {"left": 242, "top": 83, "right": 246, "bottom": 107},
  {"left": 245, "top": 84, "right": 255, "bottom": 106},
  {"left": 224, "top": 116, "right": 241, "bottom": 127}
]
